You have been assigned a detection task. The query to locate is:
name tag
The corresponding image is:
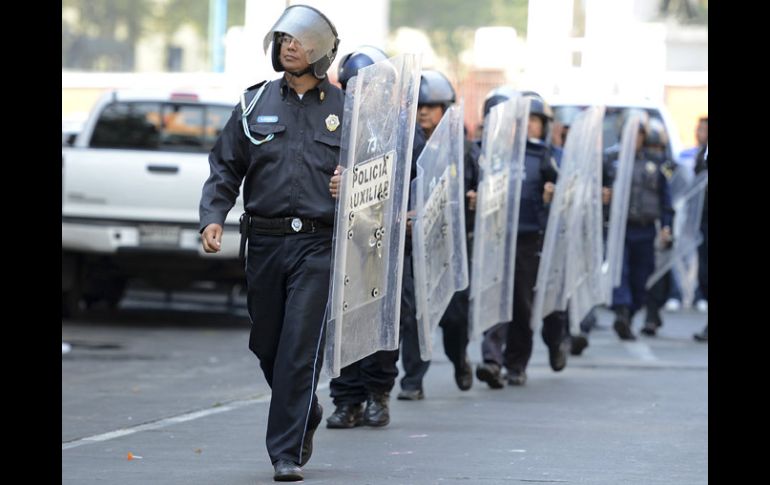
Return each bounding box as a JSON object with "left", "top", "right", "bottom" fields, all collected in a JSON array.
[{"left": 257, "top": 115, "right": 278, "bottom": 123}]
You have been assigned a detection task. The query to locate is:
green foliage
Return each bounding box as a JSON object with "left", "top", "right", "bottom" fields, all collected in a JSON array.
[
  {"left": 390, "top": 0, "right": 528, "bottom": 34},
  {"left": 390, "top": 0, "right": 528, "bottom": 68},
  {"left": 152, "top": 0, "right": 246, "bottom": 38},
  {"left": 62, "top": 0, "right": 246, "bottom": 70}
]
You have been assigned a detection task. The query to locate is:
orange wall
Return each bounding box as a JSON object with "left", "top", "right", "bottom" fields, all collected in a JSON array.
[{"left": 664, "top": 85, "right": 708, "bottom": 150}]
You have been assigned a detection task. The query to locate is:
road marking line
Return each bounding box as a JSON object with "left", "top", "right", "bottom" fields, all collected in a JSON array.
[
  {"left": 62, "top": 382, "right": 330, "bottom": 451},
  {"left": 624, "top": 341, "right": 658, "bottom": 362}
]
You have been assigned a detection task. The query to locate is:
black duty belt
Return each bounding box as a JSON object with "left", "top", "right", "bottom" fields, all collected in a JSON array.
[
  {"left": 627, "top": 219, "right": 656, "bottom": 227},
  {"left": 239, "top": 213, "right": 331, "bottom": 260}
]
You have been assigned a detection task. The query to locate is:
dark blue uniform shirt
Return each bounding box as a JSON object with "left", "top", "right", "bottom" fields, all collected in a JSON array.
[{"left": 200, "top": 76, "right": 345, "bottom": 231}]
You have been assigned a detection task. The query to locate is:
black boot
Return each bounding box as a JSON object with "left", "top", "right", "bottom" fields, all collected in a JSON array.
[
  {"left": 454, "top": 356, "right": 473, "bottom": 391},
  {"left": 571, "top": 333, "right": 589, "bottom": 356},
  {"left": 475, "top": 362, "right": 505, "bottom": 389},
  {"left": 364, "top": 391, "right": 390, "bottom": 427},
  {"left": 325, "top": 403, "right": 364, "bottom": 429},
  {"left": 548, "top": 338, "right": 570, "bottom": 372},
  {"left": 506, "top": 369, "right": 528, "bottom": 386},
  {"left": 693, "top": 324, "right": 708, "bottom": 342},
  {"left": 273, "top": 460, "right": 303, "bottom": 482},
  {"left": 613, "top": 306, "right": 636, "bottom": 341},
  {"left": 641, "top": 308, "right": 662, "bottom": 336}
]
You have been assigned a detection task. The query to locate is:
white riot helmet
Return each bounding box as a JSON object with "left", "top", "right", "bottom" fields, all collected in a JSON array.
[{"left": 263, "top": 4, "right": 340, "bottom": 79}]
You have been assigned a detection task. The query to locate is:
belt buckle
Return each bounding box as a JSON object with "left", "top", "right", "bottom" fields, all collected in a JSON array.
[{"left": 290, "top": 217, "right": 303, "bottom": 233}]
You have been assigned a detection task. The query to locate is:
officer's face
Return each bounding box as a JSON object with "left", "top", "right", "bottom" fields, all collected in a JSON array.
[
  {"left": 528, "top": 115, "right": 543, "bottom": 140},
  {"left": 418, "top": 104, "right": 444, "bottom": 135},
  {"left": 279, "top": 33, "right": 311, "bottom": 73}
]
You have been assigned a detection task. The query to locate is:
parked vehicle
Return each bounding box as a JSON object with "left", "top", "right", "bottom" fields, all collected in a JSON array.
[
  {"left": 62, "top": 89, "right": 244, "bottom": 316},
  {"left": 550, "top": 95, "right": 683, "bottom": 160}
]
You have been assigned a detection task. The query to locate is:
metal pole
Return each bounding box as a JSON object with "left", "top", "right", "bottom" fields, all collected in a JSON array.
[{"left": 208, "top": 0, "right": 228, "bottom": 72}]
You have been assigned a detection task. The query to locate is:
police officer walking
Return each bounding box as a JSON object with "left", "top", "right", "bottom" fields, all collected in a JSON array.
[
  {"left": 607, "top": 113, "right": 674, "bottom": 341},
  {"left": 324, "top": 46, "right": 401, "bottom": 430},
  {"left": 437, "top": 129, "right": 481, "bottom": 392},
  {"left": 475, "top": 90, "right": 571, "bottom": 388},
  {"left": 641, "top": 118, "right": 678, "bottom": 337},
  {"left": 198, "top": 5, "right": 342, "bottom": 482},
  {"left": 396, "top": 70, "right": 478, "bottom": 400}
]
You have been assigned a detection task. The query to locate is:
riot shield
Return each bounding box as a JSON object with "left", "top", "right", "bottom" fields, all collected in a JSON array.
[
  {"left": 530, "top": 107, "right": 603, "bottom": 332},
  {"left": 529, "top": 142, "right": 571, "bottom": 332},
  {"left": 562, "top": 107, "right": 606, "bottom": 330},
  {"left": 659, "top": 160, "right": 696, "bottom": 303},
  {"left": 411, "top": 103, "right": 468, "bottom": 360},
  {"left": 645, "top": 170, "right": 707, "bottom": 290},
  {"left": 667, "top": 163, "right": 695, "bottom": 201},
  {"left": 324, "top": 54, "right": 422, "bottom": 378},
  {"left": 600, "top": 114, "right": 642, "bottom": 304},
  {"left": 468, "top": 95, "right": 528, "bottom": 338}
]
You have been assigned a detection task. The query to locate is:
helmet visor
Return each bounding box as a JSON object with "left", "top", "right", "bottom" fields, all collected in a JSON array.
[{"left": 263, "top": 5, "right": 337, "bottom": 65}]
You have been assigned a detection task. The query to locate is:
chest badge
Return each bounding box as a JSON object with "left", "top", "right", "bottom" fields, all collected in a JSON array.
[
  {"left": 645, "top": 161, "right": 657, "bottom": 174},
  {"left": 325, "top": 114, "right": 340, "bottom": 132}
]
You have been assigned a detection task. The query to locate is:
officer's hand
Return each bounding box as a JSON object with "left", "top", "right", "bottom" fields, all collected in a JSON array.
[
  {"left": 659, "top": 226, "right": 673, "bottom": 249},
  {"left": 602, "top": 187, "right": 612, "bottom": 205},
  {"left": 201, "top": 224, "right": 223, "bottom": 253},
  {"left": 543, "top": 182, "right": 555, "bottom": 204},
  {"left": 329, "top": 165, "right": 343, "bottom": 199},
  {"left": 466, "top": 190, "right": 477, "bottom": 211},
  {"left": 406, "top": 210, "right": 416, "bottom": 236}
]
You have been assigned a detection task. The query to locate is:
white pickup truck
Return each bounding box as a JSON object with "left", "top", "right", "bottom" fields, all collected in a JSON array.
[{"left": 62, "top": 89, "right": 244, "bottom": 316}]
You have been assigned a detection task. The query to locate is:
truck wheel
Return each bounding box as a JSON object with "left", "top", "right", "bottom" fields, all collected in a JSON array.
[
  {"left": 62, "top": 287, "right": 84, "bottom": 319},
  {"left": 62, "top": 253, "right": 84, "bottom": 319}
]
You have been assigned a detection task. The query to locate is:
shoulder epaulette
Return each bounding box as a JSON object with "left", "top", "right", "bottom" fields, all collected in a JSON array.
[{"left": 244, "top": 80, "right": 267, "bottom": 93}]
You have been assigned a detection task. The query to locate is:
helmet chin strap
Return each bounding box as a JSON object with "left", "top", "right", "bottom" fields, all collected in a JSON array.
[{"left": 286, "top": 66, "right": 314, "bottom": 78}]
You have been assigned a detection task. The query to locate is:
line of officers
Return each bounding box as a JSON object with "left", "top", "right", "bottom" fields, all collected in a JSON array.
[
  {"left": 325, "top": 48, "right": 681, "bottom": 424},
  {"left": 197, "top": 5, "right": 702, "bottom": 482}
]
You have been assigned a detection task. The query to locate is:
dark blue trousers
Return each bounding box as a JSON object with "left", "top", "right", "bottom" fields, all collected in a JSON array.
[
  {"left": 612, "top": 224, "right": 657, "bottom": 315},
  {"left": 245, "top": 230, "right": 331, "bottom": 465}
]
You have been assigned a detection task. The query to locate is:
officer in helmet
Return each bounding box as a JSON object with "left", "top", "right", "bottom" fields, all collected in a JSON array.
[
  {"left": 605, "top": 111, "right": 674, "bottom": 341},
  {"left": 551, "top": 105, "right": 584, "bottom": 149},
  {"left": 336, "top": 46, "right": 387, "bottom": 90},
  {"left": 640, "top": 117, "right": 678, "bottom": 337},
  {"left": 199, "top": 5, "right": 342, "bottom": 481},
  {"left": 475, "top": 88, "right": 571, "bottom": 389},
  {"left": 396, "top": 69, "right": 481, "bottom": 400}
]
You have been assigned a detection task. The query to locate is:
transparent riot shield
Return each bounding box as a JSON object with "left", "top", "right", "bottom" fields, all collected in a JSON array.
[
  {"left": 469, "top": 95, "right": 528, "bottom": 338},
  {"left": 529, "top": 150, "right": 571, "bottom": 332},
  {"left": 659, "top": 161, "right": 697, "bottom": 304},
  {"left": 645, "top": 170, "right": 707, "bottom": 290},
  {"left": 324, "top": 54, "right": 422, "bottom": 378},
  {"left": 530, "top": 107, "right": 599, "bottom": 332},
  {"left": 600, "top": 114, "right": 642, "bottom": 304},
  {"left": 562, "top": 107, "right": 606, "bottom": 331},
  {"left": 667, "top": 163, "right": 695, "bottom": 201},
  {"left": 411, "top": 103, "right": 468, "bottom": 360}
]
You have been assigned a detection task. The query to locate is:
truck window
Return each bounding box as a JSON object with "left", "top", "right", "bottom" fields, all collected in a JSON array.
[
  {"left": 91, "top": 102, "right": 161, "bottom": 150},
  {"left": 203, "top": 106, "right": 232, "bottom": 151},
  {"left": 159, "top": 104, "right": 205, "bottom": 151},
  {"left": 90, "top": 101, "right": 231, "bottom": 153}
]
